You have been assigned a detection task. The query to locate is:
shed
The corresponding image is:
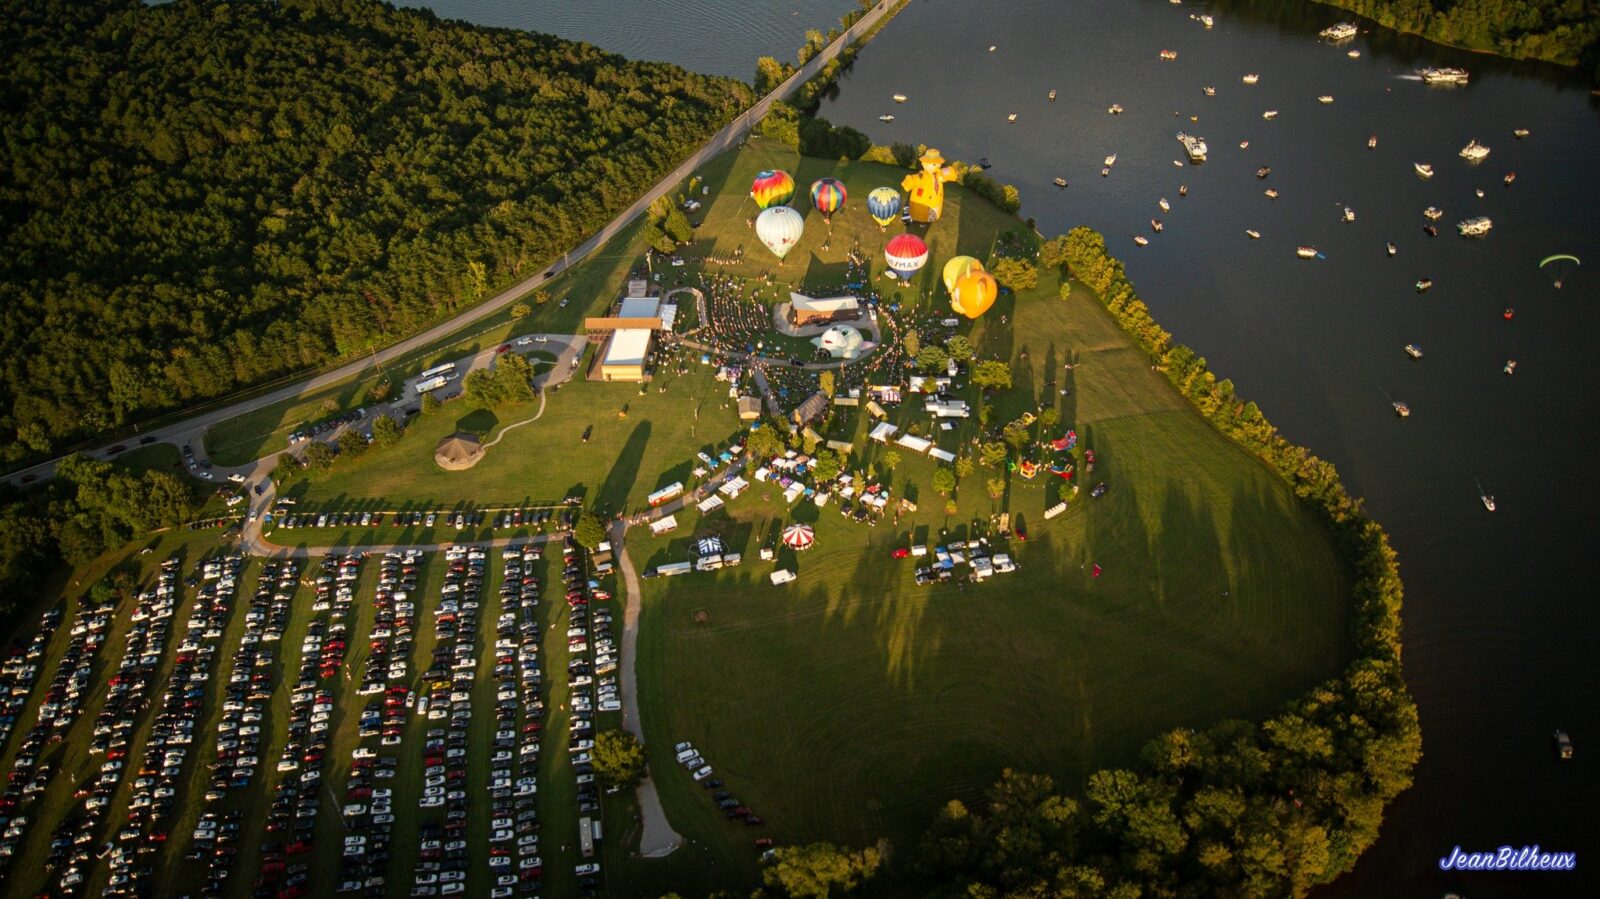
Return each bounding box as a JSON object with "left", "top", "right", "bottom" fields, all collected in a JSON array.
[
  {"left": 737, "top": 396, "right": 763, "bottom": 420},
  {"left": 648, "top": 515, "right": 678, "bottom": 536}
]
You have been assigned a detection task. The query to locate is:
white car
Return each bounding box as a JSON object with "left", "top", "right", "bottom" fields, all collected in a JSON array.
[{"left": 692, "top": 765, "right": 714, "bottom": 781}]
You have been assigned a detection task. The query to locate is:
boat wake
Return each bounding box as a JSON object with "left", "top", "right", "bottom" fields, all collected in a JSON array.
[{"left": 1394, "top": 74, "right": 1423, "bottom": 81}]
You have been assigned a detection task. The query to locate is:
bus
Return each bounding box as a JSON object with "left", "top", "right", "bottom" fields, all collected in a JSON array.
[{"left": 419, "top": 362, "right": 457, "bottom": 380}]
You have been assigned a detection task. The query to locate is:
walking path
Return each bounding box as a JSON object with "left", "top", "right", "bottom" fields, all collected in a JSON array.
[{"left": 480, "top": 391, "right": 547, "bottom": 449}]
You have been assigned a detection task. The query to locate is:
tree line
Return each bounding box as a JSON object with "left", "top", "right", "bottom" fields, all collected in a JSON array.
[
  {"left": 1316, "top": 0, "right": 1600, "bottom": 75},
  {"left": 0, "top": 0, "right": 752, "bottom": 468}
]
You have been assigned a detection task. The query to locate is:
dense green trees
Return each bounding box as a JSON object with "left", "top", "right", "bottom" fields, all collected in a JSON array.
[
  {"left": 591, "top": 729, "right": 647, "bottom": 788},
  {"left": 1315, "top": 0, "right": 1600, "bottom": 71},
  {"left": 464, "top": 354, "right": 538, "bottom": 408},
  {"left": 763, "top": 840, "right": 887, "bottom": 898},
  {"left": 573, "top": 510, "right": 607, "bottom": 550},
  {"left": 0, "top": 0, "right": 752, "bottom": 466},
  {"left": 912, "top": 227, "right": 1421, "bottom": 898}
]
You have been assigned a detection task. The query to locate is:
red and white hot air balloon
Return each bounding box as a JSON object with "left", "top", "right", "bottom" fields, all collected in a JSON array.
[{"left": 884, "top": 233, "right": 929, "bottom": 279}]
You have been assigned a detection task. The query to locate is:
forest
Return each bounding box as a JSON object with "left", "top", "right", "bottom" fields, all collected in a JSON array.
[
  {"left": 0, "top": 0, "right": 751, "bottom": 466},
  {"left": 1317, "top": 0, "right": 1600, "bottom": 73}
]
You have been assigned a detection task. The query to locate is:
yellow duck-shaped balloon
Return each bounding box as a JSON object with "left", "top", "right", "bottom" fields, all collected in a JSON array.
[{"left": 901, "top": 148, "right": 958, "bottom": 224}]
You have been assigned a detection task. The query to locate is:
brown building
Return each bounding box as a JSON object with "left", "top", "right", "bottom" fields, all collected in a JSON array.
[{"left": 786, "top": 293, "right": 861, "bottom": 328}]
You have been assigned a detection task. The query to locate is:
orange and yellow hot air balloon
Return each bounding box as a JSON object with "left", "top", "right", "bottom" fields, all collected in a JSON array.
[
  {"left": 951, "top": 269, "right": 998, "bottom": 319},
  {"left": 942, "top": 256, "right": 982, "bottom": 293},
  {"left": 901, "top": 148, "right": 958, "bottom": 223},
  {"left": 750, "top": 170, "right": 796, "bottom": 210}
]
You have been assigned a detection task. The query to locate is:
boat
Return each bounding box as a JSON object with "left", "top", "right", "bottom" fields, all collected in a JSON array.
[
  {"left": 1393, "top": 401, "right": 1411, "bottom": 418},
  {"left": 1101, "top": 167, "right": 1110, "bottom": 177},
  {"left": 1151, "top": 219, "right": 1164, "bottom": 232},
  {"left": 1415, "top": 278, "right": 1433, "bottom": 292},
  {"left": 1264, "top": 188, "right": 1279, "bottom": 199},
  {"left": 1457, "top": 215, "right": 1493, "bottom": 237},
  {"left": 878, "top": 114, "right": 895, "bottom": 122},
  {"left": 1159, "top": 198, "right": 1171, "bottom": 212},
  {"left": 1242, "top": 73, "right": 1260, "bottom": 84},
  {"left": 1347, "top": 49, "right": 1361, "bottom": 58},
  {"left": 1133, "top": 235, "right": 1149, "bottom": 247},
  {"left": 1504, "top": 359, "right": 1518, "bottom": 375},
  {"left": 1199, "top": 14, "right": 1214, "bottom": 29},
  {"left": 976, "top": 157, "right": 993, "bottom": 169},
  {"left": 1513, "top": 128, "right": 1530, "bottom": 138},
  {"left": 1387, "top": 242, "right": 1397, "bottom": 256},
  {"left": 1263, "top": 109, "right": 1279, "bottom": 120},
  {"left": 1503, "top": 307, "right": 1515, "bottom": 319},
  {"left": 989, "top": 45, "right": 997, "bottom": 52},
  {"left": 1504, "top": 171, "right": 1516, "bottom": 185},
  {"left": 1296, "top": 246, "right": 1318, "bottom": 259},
  {"left": 1475, "top": 188, "right": 1485, "bottom": 198},
  {"left": 1176, "top": 132, "right": 1208, "bottom": 162},
  {"left": 1173, "top": 160, "right": 1184, "bottom": 167},
  {"left": 1052, "top": 177, "right": 1068, "bottom": 188},
  {"left": 1343, "top": 206, "right": 1356, "bottom": 222},
  {"left": 1159, "top": 49, "right": 1177, "bottom": 60},
  {"left": 1256, "top": 166, "right": 1271, "bottom": 178},
  {"left": 1246, "top": 229, "right": 1261, "bottom": 239},
  {"left": 1108, "top": 103, "right": 1124, "bottom": 114},
  {"left": 1320, "top": 22, "right": 1359, "bottom": 41},
  {"left": 1179, "top": 184, "right": 1188, "bottom": 196},
  {"left": 1404, "top": 344, "right": 1423, "bottom": 359},
  {"left": 1239, "top": 140, "right": 1250, "bottom": 149},
  {"left": 1104, "top": 154, "right": 1118, "bottom": 166},
  {"left": 1368, "top": 134, "right": 1378, "bottom": 149},
  {"left": 1423, "top": 206, "right": 1444, "bottom": 221},
  {"left": 893, "top": 93, "right": 908, "bottom": 103},
  {"left": 1203, "top": 86, "right": 1216, "bottom": 97},
  {"left": 1318, "top": 94, "right": 1335, "bottom": 104},
  {"left": 1007, "top": 113, "right": 1018, "bottom": 123},
  {"left": 1419, "top": 66, "right": 1470, "bottom": 85},
  {"left": 1480, "top": 491, "right": 1495, "bottom": 511},
  {"left": 1459, "top": 139, "right": 1491, "bottom": 161},
  {"left": 1424, "top": 224, "right": 1439, "bottom": 236},
  {"left": 1415, "top": 162, "right": 1434, "bottom": 178},
  {"left": 1048, "top": 89, "right": 1057, "bottom": 101},
  {"left": 1555, "top": 730, "right": 1574, "bottom": 759}
]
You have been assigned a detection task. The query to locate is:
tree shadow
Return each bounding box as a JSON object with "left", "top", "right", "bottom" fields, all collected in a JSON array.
[
  {"left": 595, "top": 422, "right": 652, "bottom": 517},
  {"left": 455, "top": 408, "right": 499, "bottom": 436}
]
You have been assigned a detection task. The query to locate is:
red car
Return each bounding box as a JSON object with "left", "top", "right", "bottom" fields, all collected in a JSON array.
[
  {"left": 891, "top": 547, "right": 909, "bottom": 559},
  {"left": 496, "top": 344, "right": 512, "bottom": 354}
]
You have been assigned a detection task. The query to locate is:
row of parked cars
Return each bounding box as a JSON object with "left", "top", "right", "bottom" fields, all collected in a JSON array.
[
  {"left": 273, "top": 507, "right": 580, "bottom": 533},
  {"left": 287, "top": 408, "right": 368, "bottom": 445},
  {"left": 562, "top": 539, "right": 606, "bottom": 896},
  {"left": 673, "top": 741, "right": 767, "bottom": 832},
  {"left": 0, "top": 604, "right": 59, "bottom": 849}
]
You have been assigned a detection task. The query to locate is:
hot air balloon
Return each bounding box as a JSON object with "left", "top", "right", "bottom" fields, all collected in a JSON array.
[
  {"left": 810, "top": 178, "right": 847, "bottom": 220},
  {"left": 942, "top": 255, "right": 982, "bottom": 293},
  {"left": 756, "top": 205, "right": 805, "bottom": 261},
  {"left": 951, "top": 269, "right": 999, "bottom": 319},
  {"left": 750, "top": 169, "right": 796, "bottom": 210},
  {"left": 901, "top": 148, "right": 958, "bottom": 223},
  {"left": 867, "top": 187, "right": 902, "bottom": 228},
  {"left": 884, "top": 233, "right": 929, "bottom": 279}
]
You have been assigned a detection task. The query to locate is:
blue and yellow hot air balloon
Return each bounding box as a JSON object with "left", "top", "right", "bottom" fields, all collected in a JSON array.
[
  {"left": 750, "top": 170, "right": 796, "bottom": 210},
  {"left": 866, "top": 187, "right": 902, "bottom": 228},
  {"left": 810, "top": 178, "right": 847, "bottom": 220}
]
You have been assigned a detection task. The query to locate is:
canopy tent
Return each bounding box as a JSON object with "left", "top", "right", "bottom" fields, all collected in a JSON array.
[{"left": 781, "top": 523, "right": 816, "bottom": 551}]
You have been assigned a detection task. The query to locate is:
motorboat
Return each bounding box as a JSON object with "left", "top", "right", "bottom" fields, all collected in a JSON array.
[
  {"left": 1423, "top": 206, "right": 1444, "bottom": 221},
  {"left": 976, "top": 157, "right": 992, "bottom": 169},
  {"left": 1176, "top": 132, "right": 1208, "bottom": 162},
  {"left": 1480, "top": 491, "right": 1495, "bottom": 511},
  {"left": 1476, "top": 188, "right": 1485, "bottom": 198},
  {"left": 1242, "top": 73, "right": 1260, "bottom": 84},
  {"left": 1173, "top": 159, "right": 1184, "bottom": 167},
  {"left": 1159, "top": 198, "right": 1171, "bottom": 212},
  {"left": 1008, "top": 113, "right": 1018, "bottom": 123},
  {"left": 1504, "top": 171, "right": 1517, "bottom": 185},
  {"left": 1133, "top": 235, "right": 1149, "bottom": 246},
  {"left": 1424, "top": 224, "right": 1439, "bottom": 236},
  {"left": 1318, "top": 94, "right": 1335, "bottom": 104},
  {"left": 1320, "top": 22, "right": 1359, "bottom": 41},
  {"left": 1343, "top": 206, "right": 1356, "bottom": 222},
  {"left": 1108, "top": 103, "right": 1124, "bottom": 114},
  {"left": 1178, "top": 184, "right": 1188, "bottom": 196},
  {"left": 1415, "top": 162, "right": 1434, "bottom": 178},
  {"left": 1387, "top": 242, "right": 1397, "bottom": 256},
  {"left": 1555, "top": 730, "right": 1573, "bottom": 759},
  {"left": 1151, "top": 219, "right": 1164, "bottom": 232},
  {"left": 1513, "top": 128, "right": 1530, "bottom": 138},
  {"left": 1503, "top": 307, "right": 1515, "bottom": 320},
  {"left": 1159, "top": 49, "right": 1178, "bottom": 60},
  {"left": 1239, "top": 140, "right": 1249, "bottom": 149},
  {"left": 1053, "top": 177, "right": 1068, "bottom": 188},
  {"left": 1347, "top": 49, "right": 1361, "bottom": 58},
  {"left": 878, "top": 114, "right": 895, "bottom": 122},
  {"left": 1245, "top": 229, "right": 1261, "bottom": 239},
  {"left": 1457, "top": 216, "right": 1493, "bottom": 237},
  {"left": 1104, "top": 154, "right": 1118, "bottom": 166},
  {"left": 1459, "top": 139, "right": 1491, "bottom": 161},
  {"left": 1199, "top": 14, "right": 1214, "bottom": 28},
  {"left": 893, "top": 93, "right": 908, "bottom": 103},
  {"left": 1415, "top": 278, "right": 1433, "bottom": 292},
  {"left": 1264, "top": 188, "right": 1279, "bottom": 199},
  {"left": 1203, "top": 86, "right": 1216, "bottom": 96},
  {"left": 1504, "top": 360, "right": 1518, "bottom": 375},
  {"left": 1256, "top": 166, "right": 1271, "bottom": 178},
  {"left": 1263, "top": 109, "right": 1279, "bottom": 120},
  {"left": 1368, "top": 134, "right": 1378, "bottom": 149},
  {"left": 1393, "top": 401, "right": 1411, "bottom": 418},
  {"left": 1101, "top": 167, "right": 1110, "bottom": 177},
  {"left": 1419, "top": 67, "right": 1469, "bottom": 85},
  {"left": 1296, "top": 246, "right": 1318, "bottom": 259},
  {"left": 1404, "top": 344, "right": 1423, "bottom": 359},
  {"left": 989, "top": 45, "right": 997, "bottom": 52}
]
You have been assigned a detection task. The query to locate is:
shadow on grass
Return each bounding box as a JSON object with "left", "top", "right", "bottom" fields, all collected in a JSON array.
[{"left": 596, "top": 422, "right": 652, "bottom": 517}]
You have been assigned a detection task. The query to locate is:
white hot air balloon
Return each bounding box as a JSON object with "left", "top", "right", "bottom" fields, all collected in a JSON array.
[{"left": 756, "top": 205, "right": 804, "bottom": 260}]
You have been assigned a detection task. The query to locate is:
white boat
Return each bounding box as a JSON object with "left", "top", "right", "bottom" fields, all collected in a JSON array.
[
  {"left": 1151, "top": 219, "right": 1164, "bottom": 232},
  {"left": 1104, "top": 154, "right": 1118, "bottom": 166},
  {"left": 1133, "top": 235, "right": 1149, "bottom": 246},
  {"left": 1108, "top": 103, "right": 1124, "bottom": 114},
  {"left": 1504, "top": 360, "right": 1518, "bottom": 375},
  {"left": 1202, "top": 86, "right": 1216, "bottom": 96},
  {"left": 1347, "top": 49, "right": 1362, "bottom": 58},
  {"left": 988, "top": 45, "right": 997, "bottom": 52},
  {"left": 1481, "top": 492, "right": 1496, "bottom": 512},
  {"left": 1159, "top": 198, "right": 1171, "bottom": 212},
  {"left": 892, "top": 93, "right": 908, "bottom": 103},
  {"left": 1476, "top": 188, "right": 1485, "bottom": 198},
  {"left": 1048, "top": 89, "right": 1057, "bottom": 101},
  {"left": 1159, "top": 50, "right": 1177, "bottom": 60},
  {"left": 1245, "top": 229, "right": 1261, "bottom": 239},
  {"left": 1263, "top": 109, "right": 1279, "bottom": 120},
  {"left": 1423, "top": 206, "right": 1443, "bottom": 221},
  {"left": 1264, "top": 188, "right": 1279, "bottom": 199},
  {"left": 1242, "top": 73, "right": 1260, "bottom": 84},
  {"left": 1007, "top": 113, "right": 1018, "bottom": 123},
  {"left": 1368, "top": 134, "right": 1377, "bottom": 149},
  {"left": 1457, "top": 216, "right": 1493, "bottom": 237},
  {"left": 1404, "top": 344, "right": 1423, "bottom": 359},
  {"left": 1176, "top": 132, "right": 1208, "bottom": 162},
  {"left": 1414, "top": 162, "right": 1434, "bottom": 179},
  {"left": 878, "top": 114, "right": 895, "bottom": 122},
  {"left": 1320, "top": 22, "right": 1358, "bottom": 42},
  {"left": 1296, "top": 245, "right": 1318, "bottom": 259},
  {"left": 1343, "top": 206, "right": 1356, "bottom": 222},
  {"left": 1199, "top": 14, "right": 1214, "bottom": 29},
  {"left": 1513, "top": 128, "right": 1530, "bottom": 138},
  {"left": 1318, "top": 94, "right": 1335, "bottom": 104},
  {"left": 1394, "top": 401, "right": 1411, "bottom": 418},
  {"left": 1459, "top": 139, "right": 1491, "bottom": 162},
  {"left": 1420, "top": 67, "right": 1470, "bottom": 85},
  {"left": 1387, "top": 242, "right": 1397, "bottom": 256},
  {"left": 1052, "top": 177, "right": 1068, "bottom": 188},
  {"left": 1239, "top": 140, "right": 1249, "bottom": 149}
]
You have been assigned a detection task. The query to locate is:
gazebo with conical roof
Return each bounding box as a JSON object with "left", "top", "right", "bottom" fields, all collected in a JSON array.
[{"left": 434, "top": 433, "right": 485, "bottom": 470}]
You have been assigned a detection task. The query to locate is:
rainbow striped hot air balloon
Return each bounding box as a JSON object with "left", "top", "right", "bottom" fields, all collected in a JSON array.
[
  {"left": 750, "top": 169, "right": 796, "bottom": 210},
  {"left": 866, "top": 187, "right": 902, "bottom": 228},
  {"left": 951, "top": 269, "right": 999, "bottom": 319},
  {"left": 884, "top": 233, "right": 929, "bottom": 280},
  {"left": 942, "top": 255, "right": 983, "bottom": 293},
  {"left": 755, "top": 205, "right": 804, "bottom": 260},
  {"left": 810, "top": 178, "right": 847, "bottom": 219}
]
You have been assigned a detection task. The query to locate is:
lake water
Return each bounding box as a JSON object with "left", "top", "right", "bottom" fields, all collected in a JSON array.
[
  {"left": 416, "top": 0, "right": 1600, "bottom": 894},
  {"left": 399, "top": 0, "right": 859, "bottom": 79}
]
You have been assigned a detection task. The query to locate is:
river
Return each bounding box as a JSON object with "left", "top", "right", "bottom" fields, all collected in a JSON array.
[{"left": 418, "top": 1, "right": 1599, "bottom": 894}]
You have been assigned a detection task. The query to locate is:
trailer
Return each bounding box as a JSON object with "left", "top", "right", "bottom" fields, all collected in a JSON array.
[{"left": 416, "top": 375, "right": 451, "bottom": 393}]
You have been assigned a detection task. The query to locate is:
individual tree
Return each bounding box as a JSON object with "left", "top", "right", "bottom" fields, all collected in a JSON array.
[
  {"left": 591, "top": 729, "right": 647, "bottom": 787},
  {"left": 810, "top": 449, "right": 842, "bottom": 483},
  {"left": 337, "top": 428, "right": 368, "bottom": 459},
  {"left": 817, "top": 369, "right": 835, "bottom": 397},
  {"left": 533, "top": 289, "right": 554, "bottom": 306},
  {"left": 944, "top": 335, "right": 974, "bottom": 363},
  {"left": 916, "top": 345, "right": 949, "bottom": 373},
  {"left": 421, "top": 392, "right": 441, "bottom": 415},
  {"left": 1039, "top": 407, "right": 1060, "bottom": 430},
  {"left": 1039, "top": 234, "right": 1073, "bottom": 271},
  {"left": 979, "top": 441, "right": 1009, "bottom": 469},
  {"left": 943, "top": 499, "right": 958, "bottom": 517},
  {"left": 301, "top": 441, "right": 335, "bottom": 471},
  {"left": 989, "top": 256, "right": 1039, "bottom": 291},
  {"left": 971, "top": 360, "right": 1013, "bottom": 392},
  {"left": 903, "top": 329, "right": 920, "bottom": 358},
  {"left": 370, "top": 415, "right": 404, "bottom": 448},
  {"left": 463, "top": 369, "right": 500, "bottom": 408},
  {"left": 744, "top": 424, "right": 786, "bottom": 462},
  {"left": 494, "top": 353, "right": 538, "bottom": 405},
  {"left": 985, "top": 477, "right": 1006, "bottom": 501},
  {"left": 761, "top": 841, "right": 885, "bottom": 899},
  {"left": 880, "top": 450, "right": 901, "bottom": 471},
  {"left": 954, "top": 455, "right": 975, "bottom": 479},
  {"left": 573, "top": 510, "right": 607, "bottom": 550},
  {"left": 510, "top": 302, "right": 531, "bottom": 319},
  {"left": 931, "top": 467, "right": 956, "bottom": 496},
  {"left": 1002, "top": 421, "right": 1030, "bottom": 451}
]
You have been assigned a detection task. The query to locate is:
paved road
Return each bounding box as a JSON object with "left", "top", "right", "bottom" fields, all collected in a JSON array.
[{"left": 2, "top": 0, "right": 898, "bottom": 490}]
